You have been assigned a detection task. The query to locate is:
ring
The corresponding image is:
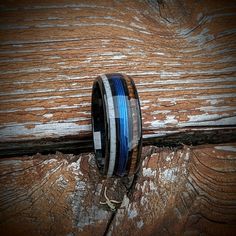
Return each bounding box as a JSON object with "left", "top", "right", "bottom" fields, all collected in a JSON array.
[{"left": 91, "top": 73, "right": 142, "bottom": 177}]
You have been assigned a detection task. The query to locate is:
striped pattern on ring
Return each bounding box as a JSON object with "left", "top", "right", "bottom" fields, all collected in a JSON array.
[
  {"left": 111, "top": 75, "right": 129, "bottom": 176},
  {"left": 92, "top": 73, "right": 142, "bottom": 177},
  {"left": 123, "top": 75, "right": 140, "bottom": 175},
  {"left": 100, "top": 74, "right": 117, "bottom": 176}
]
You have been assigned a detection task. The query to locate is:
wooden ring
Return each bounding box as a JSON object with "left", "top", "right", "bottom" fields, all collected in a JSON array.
[{"left": 91, "top": 73, "right": 142, "bottom": 177}]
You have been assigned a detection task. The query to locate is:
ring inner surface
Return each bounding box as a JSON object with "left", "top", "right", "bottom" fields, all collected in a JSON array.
[{"left": 92, "top": 81, "right": 106, "bottom": 170}]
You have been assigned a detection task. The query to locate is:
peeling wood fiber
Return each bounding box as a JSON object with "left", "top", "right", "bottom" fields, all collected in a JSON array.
[{"left": 0, "top": 0, "right": 236, "bottom": 148}]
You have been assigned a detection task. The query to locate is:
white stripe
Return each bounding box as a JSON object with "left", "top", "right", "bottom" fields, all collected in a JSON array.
[
  {"left": 101, "top": 74, "right": 116, "bottom": 176},
  {"left": 93, "top": 131, "right": 102, "bottom": 150}
]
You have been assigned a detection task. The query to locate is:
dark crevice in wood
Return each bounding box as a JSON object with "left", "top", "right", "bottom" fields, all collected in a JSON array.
[
  {"left": 144, "top": 126, "right": 236, "bottom": 147},
  {"left": 103, "top": 211, "right": 116, "bottom": 236},
  {"left": 1, "top": 126, "right": 236, "bottom": 157}
]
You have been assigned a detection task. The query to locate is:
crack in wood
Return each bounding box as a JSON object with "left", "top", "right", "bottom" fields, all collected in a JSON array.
[{"left": 1, "top": 126, "right": 235, "bottom": 157}]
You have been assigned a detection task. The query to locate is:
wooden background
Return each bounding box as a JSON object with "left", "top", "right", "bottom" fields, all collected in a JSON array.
[
  {"left": 0, "top": 0, "right": 236, "bottom": 155},
  {"left": 0, "top": 0, "right": 236, "bottom": 235}
]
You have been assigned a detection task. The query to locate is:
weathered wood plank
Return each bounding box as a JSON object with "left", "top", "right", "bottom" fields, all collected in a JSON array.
[
  {"left": 0, "top": 0, "right": 236, "bottom": 147},
  {"left": 0, "top": 143, "right": 235, "bottom": 235}
]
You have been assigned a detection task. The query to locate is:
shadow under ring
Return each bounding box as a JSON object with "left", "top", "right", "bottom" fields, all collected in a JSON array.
[{"left": 91, "top": 73, "right": 142, "bottom": 177}]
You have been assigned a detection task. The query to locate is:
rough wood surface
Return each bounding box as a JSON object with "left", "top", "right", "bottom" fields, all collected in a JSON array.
[
  {"left": 0, "top": 152, "right": 126, "bottom": 236},
  {"left": 0, "top": 143, "right": 236, "bottom": 235},
  {"left": 0, "top": 0, "right": 236, "bottom": 147},
  {"left": 109, "top": 144, "right": 236, "bottom": 235}
]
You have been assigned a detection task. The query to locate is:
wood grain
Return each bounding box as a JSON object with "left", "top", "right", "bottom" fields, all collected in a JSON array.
[
  {"left": 0, "top": 0, "right": 236, "bottom": 149},
  {"left": 0, "top": 152, "right": 126, "bottom": 236},
  {"left": 0, "top": 143, "right": 235, "bottom": 235},
  {"left": 109, "top": 143, "right": 236, "bottom": 235}
]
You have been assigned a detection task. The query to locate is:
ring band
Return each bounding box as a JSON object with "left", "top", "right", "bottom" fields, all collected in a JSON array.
[{"left": 91, "top": 73, "right": 142, "bottom": 177}]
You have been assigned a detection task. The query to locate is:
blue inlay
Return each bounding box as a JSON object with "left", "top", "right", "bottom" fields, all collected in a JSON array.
[{"left": 111, "top": 76, "right": 129, "bottom": 176}]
